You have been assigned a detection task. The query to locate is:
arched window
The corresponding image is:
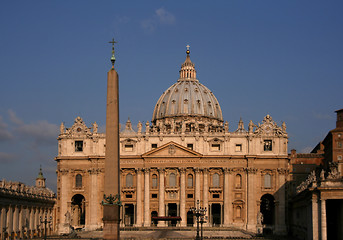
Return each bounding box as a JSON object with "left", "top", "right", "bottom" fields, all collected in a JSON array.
[
  {"left": 152, "top": 174, "right": 158, "bottom": 188},
  {"left": 75, "top": 174, "right": 82, "bottom": 188},
  {"left": 126, "top": 173, "right": 133, "bottom": 187},
  {"left": 264, "top": 174, "right": 271, "bottom": 188},
  {"left": 169, "top": 173, "right": 176, "bottom": 187},
  {"left": 235, "top": 174, "right": 242, "bottom": 189},
  {"left": 187, "top": 174, "right": 193, "bottom": 188},
  {"left": 212, "top": 173, "right": 220, "bottom": 187},
  {"left": 236, "top": 206, "right": 241, "bottom": 218}
]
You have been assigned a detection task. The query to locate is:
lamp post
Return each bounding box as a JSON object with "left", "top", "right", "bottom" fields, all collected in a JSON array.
[
  {"left": 40, "top": 211, "right": 52, "bottom": 240},
  {"left": 190, "top": 200, "right": 207, "bottom": 240}
]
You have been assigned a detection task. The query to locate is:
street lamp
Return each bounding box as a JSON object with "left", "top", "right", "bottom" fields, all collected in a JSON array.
[
  {"left": 40, "top": 211, "right": 52, "bottom": 240},
  {"left": 190, "top": 200, "right": 207, "bottom": 240}
]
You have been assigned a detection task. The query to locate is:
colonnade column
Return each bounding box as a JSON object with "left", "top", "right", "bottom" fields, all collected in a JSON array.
[
  {"left": 7, "top": 205, "right": 13, "bottom": 236},
  {"left": 13, "top": 205, "right": 19, "bottom": 236},
  {"left": 143, "top": 168, "right": 150, "bottom": 227},
  {"left": 223, "top": 168, "right": 230, "bottom": 227},
  {"left": 135, "top": 168, "right": 142, "bottom": 227},
  {"left": 0, "top": 207, "right": 6, "bottom": 239},
  {"left": 311, "top": 194, "right": 319, "bottom": 240},
  {"left": 180, "top": 168, "right": 186, "bottom": 227},
  {"left": 158, "top": 168, "right": 166, "bottom": 227},
  {"left": 203, "top": 168, "right": 209, "bottom": 227},
  {"left": 321, "top": 198, "right": 327, "bottom": 240}
]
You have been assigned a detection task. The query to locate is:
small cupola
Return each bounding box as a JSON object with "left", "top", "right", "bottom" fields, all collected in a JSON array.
[{"left": 36, "top": 166, "right": 46, "bottom": 188}]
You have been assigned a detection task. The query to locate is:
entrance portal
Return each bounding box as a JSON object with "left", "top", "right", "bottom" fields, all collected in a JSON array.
[
  {"left": 71, "top": 194, "right": 85, "bottom": 227},
  {"left": 211, "top": 204, "right": 221, "bottom": 226},
  {"left": 151, "top": 211, "right": 158, "bottom": 226},
  {"left": 168, "top": 203, "right": 177, "bottom": 226},
  {"left": 187, "top": 210, "right": 194, "bottom": 226},
  {"left": 260, "top": 194, "right": 275, "bottom": 234},
  {"left": 327, "top": 199, "right": 343, "bottom": 240},
  {"left": 124, "top": 204, "right": 134, "bottom": 226}
]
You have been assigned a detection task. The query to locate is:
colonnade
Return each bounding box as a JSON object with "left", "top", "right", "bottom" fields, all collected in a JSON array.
[{"left": 0, "top": 205, "right": 53, "bottom": 240}]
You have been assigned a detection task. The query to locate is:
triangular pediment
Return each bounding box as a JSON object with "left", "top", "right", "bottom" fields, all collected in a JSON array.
[{"left": 142, "top": 141, "right": 202, "bottom": 158}]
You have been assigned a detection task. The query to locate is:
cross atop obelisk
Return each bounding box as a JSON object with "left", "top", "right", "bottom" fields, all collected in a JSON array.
[
  {"left": 109, "top": 38, "right": 117, "bottom": 68},
  {"left": 102, "top": 39, "right": 120, "bottom": 240}
]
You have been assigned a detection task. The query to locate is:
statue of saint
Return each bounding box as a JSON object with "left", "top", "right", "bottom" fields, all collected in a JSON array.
[
  {"left": 60, "top": 122, "right": 65, "bottom": 134},
  {"left": 93, "top": 122, "right": 98, "bottom": 133},
  {"left": 137, "top": 121, "right": 142, "bottom": 133}
]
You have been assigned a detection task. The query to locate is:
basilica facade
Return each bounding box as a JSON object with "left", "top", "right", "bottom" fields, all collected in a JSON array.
[{"left": 55, "top": 50, "right": 289, "bottom": 235}]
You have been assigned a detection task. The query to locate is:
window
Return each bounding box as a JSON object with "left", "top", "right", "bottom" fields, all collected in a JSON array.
[
  {"left": 213, "top": 194, "right": 220, "bottom": 198},
  {"left": 235, "top": 144, "right": 242, "bottom": 152},
  {"left": 187, "top": 174, "right": 193, "bottom": 188},
  {"left": 211, "top": 144, "right": 221, "bottom": 151},
  {"left": 338, "top": 142, "right": 342, "bottom": 148},
  {"left": 169, "top": 173, "right": 176, "bottom": 187},
  {"left": 212, "top": 173, "right": 220, "bottom": 187},
  {"left": 264, "top": 140, "right": 272, "bottom": 151},
  {"left": 235, "top": 174, "right": 242, "bottom": 189},
  {"left": 152, "top": 194, "right": 158, "bottom": 198},
  {"left": 152, "top": 174, "right": 158, "bottom": 188},
  {"left": 187, "top": 144, "right": 193, "bottom": 150},
  {"left": 125, "top": 144, "right": 133, "bottom": 151},
  {"left": 264, "top": 174, "right": 271, "bottom": 188},
  {"left": 151, "top": 144, "right": 157, "bottom": 149},
  {"left": 338, "top": 155, "right": 342, "bottom": 161},
  {"left": 126, "top": 174, "right": 133, "bottom": 187},
  {"left": 126, "top": 194, "right": 132, "bottom": 199},
  {"left": 75, "top": 174, "right": 82, "bottom": 188},
  {"left": 187, "top": 194, "right": 193, "bottom": 199},
  {"left": 236, "top": 206, "right": 241, "bottom": 218},
  {"left": 75, "top": 141, "right": 83, "bottom": 152}
]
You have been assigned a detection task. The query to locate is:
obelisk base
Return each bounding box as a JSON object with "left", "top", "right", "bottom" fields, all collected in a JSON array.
[{"left": 103, "top": 205, "right": 120, "bottom": 240}]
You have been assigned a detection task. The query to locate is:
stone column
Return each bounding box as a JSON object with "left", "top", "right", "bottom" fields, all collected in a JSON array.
[
  {"left": 246, "top": 168, "right": 257, "bottom": 231},
  {"left": 203, "top": 168, "right": 209, "bottom": 227},
  {"left": 13, "top": 205, "right": 19, "bottom": 236},
  {"left": 30, "top": 207, "right": 34, "bottom": 232},
  {"left": 158, "top": 168, "right": 166, "bottom": 227},
  {"left": 180, "top": 168, "right": 186, "bottom": 227},
  {"left": 321, "top": 198, "right": 327, "bottom": 240},
  {"left": 276, "top": 168, "right": 287, "bottom": 234},
  {"left": 0, "top": 207, "right": 6, "bottom": 239},
  {"left": 89, "top": 169, "right": 99, "bottom": 230},
  {"left": 143, "top": 168, "right": 150, "bottom": 227},
  {"left": 7, "top": 205, "right": 13, "bottom": 236},
  {"left": 135, "top": 168, "right": 143, "bottom": 227},
  {"left": 312, "top": 194, "right": 319, "bottom": 240},
  {"left": 223, "top": 168, "right": 230, "bottom": 226},
  {"left": 195, "top": 168, "right": 201, "bottom": 204}
]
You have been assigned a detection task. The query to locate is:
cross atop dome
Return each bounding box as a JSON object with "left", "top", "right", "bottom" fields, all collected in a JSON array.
[{"left": 186, "top": 44, "right": 190, "bottom": 54}]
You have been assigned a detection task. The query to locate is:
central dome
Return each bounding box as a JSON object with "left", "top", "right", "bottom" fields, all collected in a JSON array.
[{"left": 152, "top": 49, "right": 223, "bottom": 125}]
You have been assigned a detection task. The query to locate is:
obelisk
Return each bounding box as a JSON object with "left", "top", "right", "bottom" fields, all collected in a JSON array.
[{"left": 102, "top": 39, "right": 120, "bottom": 240}]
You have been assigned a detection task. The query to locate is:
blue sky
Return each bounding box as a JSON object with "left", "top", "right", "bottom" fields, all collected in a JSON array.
[{"left": 0, "top": 1, "right": 342, "bottom": 191}]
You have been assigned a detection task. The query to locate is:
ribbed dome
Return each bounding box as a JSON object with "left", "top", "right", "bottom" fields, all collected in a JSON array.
[{"left": 152, "top": 50, "right": 223, "bottom": 124}]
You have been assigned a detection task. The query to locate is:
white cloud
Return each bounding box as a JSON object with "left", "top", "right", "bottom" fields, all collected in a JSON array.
[
  {"left": 8, "top": 110, "right": 58, "bottom": 145},
  {"left": 141, "top": 7, "right": 175, "bottom": 32},
  {"left": 156, "top": 7, "right": 175, "bottom": 25},
  {"left": 0, "top": 116, "right": 13, "bottom": 141}
]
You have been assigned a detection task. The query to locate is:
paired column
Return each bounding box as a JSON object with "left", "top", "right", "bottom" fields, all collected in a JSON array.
[
  {"left": 180, "top": 168, "right": 186, "bottom": 227},
  {"left": 311, "top": 194, "right": 319, "bottom": 240},
  {"left": 135, "top": 168, "right": 143, "bottom": 227},
  {"left": 203, "top": 169, "right": 209, "bottom": 227},
  {"left": 246, "top": 168, "right": 257, "bottom": 231},
  {"left": 143, "top": 168, "right": 150, "bottom": 227},
  {"left": 7, "top": 205, "right": 13, "bottom": 236},
  {"left": 223, "top": 168, "right": 230, "bottom": 226},
  {"left": 321, "top": 198, "right": 327, "bottom": 240},
  {"left": 195, "top": 168, "right": 201, "bottom": 204},
  {"left": 158, "top": 168, "right": 166, "bottom": 227}
]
